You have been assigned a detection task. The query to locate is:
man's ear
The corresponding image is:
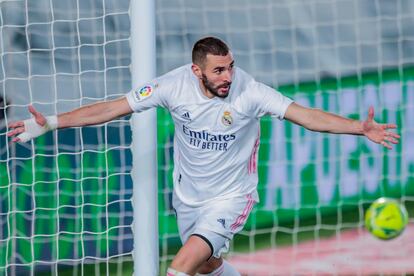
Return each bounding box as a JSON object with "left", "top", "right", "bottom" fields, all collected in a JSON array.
[{"left": 191, "top": 64, "right": 202, "bottom": 79}]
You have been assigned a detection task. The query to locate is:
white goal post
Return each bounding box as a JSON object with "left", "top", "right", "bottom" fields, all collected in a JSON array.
[{"left": 129, "top": 0, "right": 158, "bottom": 275}]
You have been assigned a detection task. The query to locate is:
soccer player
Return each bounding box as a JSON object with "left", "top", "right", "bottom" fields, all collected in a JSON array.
[{"left": 7, "top": 37, "right": 400, "bottom": 276}]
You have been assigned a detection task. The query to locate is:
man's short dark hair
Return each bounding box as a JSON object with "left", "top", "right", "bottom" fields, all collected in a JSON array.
[{"left": 192, "top": 37, "right": 230, "bottom": 67}]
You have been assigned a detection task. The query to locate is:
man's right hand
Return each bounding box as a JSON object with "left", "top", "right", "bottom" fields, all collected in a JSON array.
[{"left": 7, "top": 105, "right": 58, "bottom": 143}]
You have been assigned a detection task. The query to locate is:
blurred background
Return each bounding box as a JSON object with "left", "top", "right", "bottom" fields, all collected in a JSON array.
[
  {"left": 1, "top": 0, "right": 413, "bottom": 275},
  {"left": 2, "top": 0, "right": 414, "bottom": 117}
]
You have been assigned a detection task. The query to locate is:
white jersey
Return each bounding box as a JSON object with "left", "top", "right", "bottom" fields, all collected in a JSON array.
[{"left": 126, "top": 65, "right": 293, "bottom": 206}]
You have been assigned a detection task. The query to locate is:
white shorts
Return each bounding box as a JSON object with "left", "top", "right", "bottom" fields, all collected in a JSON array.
[{"left": 172, "top": 191, "right": 258, "bottom": 258}]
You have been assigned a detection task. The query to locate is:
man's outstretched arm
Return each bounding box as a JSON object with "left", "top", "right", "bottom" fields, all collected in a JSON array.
[
  {"left": 284, "top": 102, "right": 400, "bottom": 149},
  {"left": 7, "top": 97, "right": 133, "bottom": 143}
]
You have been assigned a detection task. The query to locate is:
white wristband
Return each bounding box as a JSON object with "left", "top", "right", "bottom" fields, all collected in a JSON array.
[{"left": 17, "top": 115, "right": 58, "bottom": 143}]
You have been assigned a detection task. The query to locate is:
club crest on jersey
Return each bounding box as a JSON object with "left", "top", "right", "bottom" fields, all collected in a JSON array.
[
  {"left": 221, "top": 111, "right": 233, "bottom": 126},
  {"left": 133, "top": 84, "right": 155, "bottom": 102}
]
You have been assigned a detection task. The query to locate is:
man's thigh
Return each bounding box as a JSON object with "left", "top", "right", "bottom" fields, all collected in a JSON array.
[{"left": 170, "top": 235, "right": 215, "bottom": 275}]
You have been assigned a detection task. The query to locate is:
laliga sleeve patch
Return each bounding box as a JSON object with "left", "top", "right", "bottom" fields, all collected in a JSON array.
[{"left": 133, "top": 84, "right": 156, "bottom": 102}]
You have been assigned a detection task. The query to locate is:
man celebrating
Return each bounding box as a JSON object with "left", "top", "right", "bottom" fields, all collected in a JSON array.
[{"left": 8, "top": 37, "right": 400, "bottom": 276}]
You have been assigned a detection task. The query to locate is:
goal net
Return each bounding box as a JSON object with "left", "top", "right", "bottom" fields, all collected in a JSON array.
[
  {"left": 1, "top": 0, "right": 134, "bottom": 275},
  {"left": 1, "top": 0, "right": 414, "bottom": 275}
]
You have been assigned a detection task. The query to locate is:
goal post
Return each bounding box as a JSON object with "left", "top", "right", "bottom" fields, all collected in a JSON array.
[{"left": 129, "top": 0, "right": 158, "bottom": 275}]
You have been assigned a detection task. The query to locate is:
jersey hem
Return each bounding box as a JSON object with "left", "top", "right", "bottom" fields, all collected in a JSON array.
[{"left": 173, "top": 184, "right": 258, "bottom": 207}]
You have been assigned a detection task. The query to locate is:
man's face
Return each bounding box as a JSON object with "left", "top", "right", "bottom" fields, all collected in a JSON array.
[{"left": 194, "top": 53, "right": 234, "bottom": 98}]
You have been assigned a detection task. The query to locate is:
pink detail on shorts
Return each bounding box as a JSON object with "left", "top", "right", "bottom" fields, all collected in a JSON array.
[
  {"left": 248, "top": 128, "right": 260, "bottom": 175},
  {"left": 230, "top": 194, "right": 255, "bottom": 231},
  {"left": 166, "top": 272, "right": 175, "bottom": 276}
]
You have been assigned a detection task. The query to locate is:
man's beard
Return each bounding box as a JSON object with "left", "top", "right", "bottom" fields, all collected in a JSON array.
[{"left": 201, "top": 74, "right": 231, "bottom": 98}]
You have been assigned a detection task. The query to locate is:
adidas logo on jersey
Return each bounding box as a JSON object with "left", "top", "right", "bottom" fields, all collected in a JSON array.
[
  {"left": 181, "top": 112, "right": 191, "bottom": 121},
  {"left": 217, "top": 218, "right": 226, "bottom": 228}
]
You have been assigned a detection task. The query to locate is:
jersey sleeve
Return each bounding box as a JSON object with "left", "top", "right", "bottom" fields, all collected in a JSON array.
[
  {"left": 125, "top": 74, "right": 175, "bottom": 113},
  {"left": 245, "top": 81, "right": 293, "bottom": 119}
]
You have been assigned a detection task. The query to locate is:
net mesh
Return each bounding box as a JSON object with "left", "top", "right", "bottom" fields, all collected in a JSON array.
[
  {"left": 156, "top": 1, "right": 414, "bottom": 274},
  {"left": 1, "top": 0, "right": 414, "bottom": 275},
  {"left": 1, "top": 0, "right": 133, "bottom": 275}
]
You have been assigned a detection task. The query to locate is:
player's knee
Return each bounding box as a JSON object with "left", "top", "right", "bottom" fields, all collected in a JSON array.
[
  {"left": 170, "top": 254, "right": 193, "bottom": 272},
  {"left": 171, "top": 250, "right": 202, "bottom": 275},
  {"left": 197, "top": 257, "right": 223, "bottom": 274}
]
